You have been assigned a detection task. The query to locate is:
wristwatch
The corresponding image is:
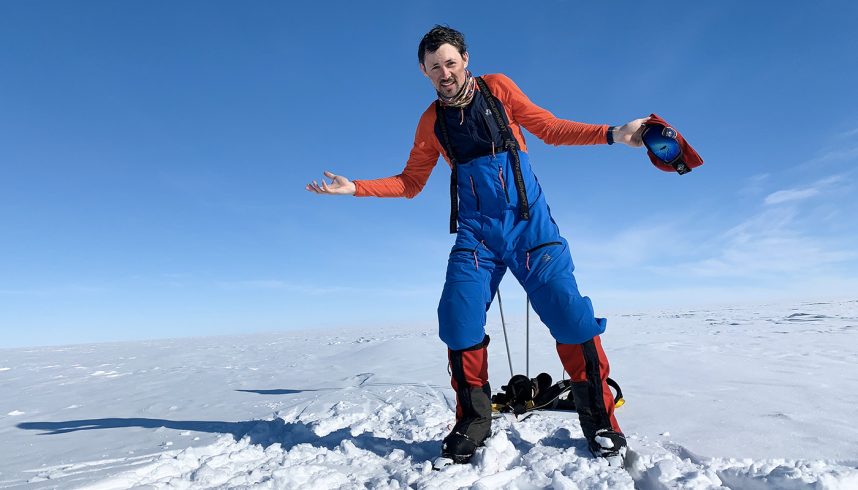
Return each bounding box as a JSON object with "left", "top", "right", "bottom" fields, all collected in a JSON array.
[{"left": 607, "top": 126, "right": 617, "bottom": 145}]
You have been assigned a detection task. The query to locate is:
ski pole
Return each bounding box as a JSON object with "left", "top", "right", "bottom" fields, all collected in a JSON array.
[
  {"left": 526, "top": 295, "right": 530, "bottom": 378},
  {"left": 497, "top": 289, "right": 514, "bottom": 378}
]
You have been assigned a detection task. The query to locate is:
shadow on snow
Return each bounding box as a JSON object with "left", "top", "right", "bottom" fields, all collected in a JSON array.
[
  {"left": 16, "top": 417, "right": 440, "bottom": 462},
  {"left": 234, "top": 388, "right": 314, "bottom": 395}
]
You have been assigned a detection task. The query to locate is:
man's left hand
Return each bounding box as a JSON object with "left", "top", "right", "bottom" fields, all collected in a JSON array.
[{"left": 613, "top": 117, "right": 649, "bottom": 147}]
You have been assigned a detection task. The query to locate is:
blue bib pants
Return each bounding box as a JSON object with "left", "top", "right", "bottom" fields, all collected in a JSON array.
[
  {"left": 438, "top": 151, "right": 621, "bottom": 450},
  {"left": 438, "top": 151, "right": 605, "bottom": 350}
]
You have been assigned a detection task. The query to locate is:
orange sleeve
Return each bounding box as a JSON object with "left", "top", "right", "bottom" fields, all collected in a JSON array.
[
  {"left": 353, "top": 104, "right": 444, "bottom": 199},
  {"left": 483, "top": 73, "right": 608, "bottom": 147}
]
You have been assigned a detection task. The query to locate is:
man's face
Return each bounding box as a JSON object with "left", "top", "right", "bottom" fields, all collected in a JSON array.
[{"left": 420, "top": 43, "right": 469, "bottom": 97}]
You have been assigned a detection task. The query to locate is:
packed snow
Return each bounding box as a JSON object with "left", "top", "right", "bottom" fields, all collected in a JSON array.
[{"left": 1, "top": 299, "right": 857, "bottom": 489}]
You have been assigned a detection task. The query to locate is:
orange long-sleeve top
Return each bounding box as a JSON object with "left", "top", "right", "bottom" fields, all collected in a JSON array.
[{"left": 353, "top": 73, "right": 609, "bottom": 198}]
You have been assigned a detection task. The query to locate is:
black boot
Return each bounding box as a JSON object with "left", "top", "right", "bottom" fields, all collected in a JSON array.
[
  {"left": 589, "top": 428, "right": 627, "bottom": 461},
  {"left": 441, "top": 386, "right": 492, "bottom": 463},
  {"left": 442, "top": 335, "right": 492, "bottom": 464},
  {"left": 558, "top": 338, "right": 626, "bottom": 464},
  {"left": 568, "top": 381, "right": 627, "bottom": 463}
]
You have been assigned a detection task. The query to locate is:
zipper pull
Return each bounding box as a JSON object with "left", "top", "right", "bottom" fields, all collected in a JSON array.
[{"left": 474, "top": 241, "right": 486, "bottom": 270}]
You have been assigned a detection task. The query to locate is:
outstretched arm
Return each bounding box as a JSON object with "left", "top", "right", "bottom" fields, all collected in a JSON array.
[
  {"left": 487, "top": 74, "right": 647, "bottom": 148},
  {"left": 305, "top": 106, "right": 442, "bottom": 199}
]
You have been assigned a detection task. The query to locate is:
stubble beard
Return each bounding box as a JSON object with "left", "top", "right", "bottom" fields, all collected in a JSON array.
[{"left": 438, "top": 76, "right": 462, "bottom": 97}]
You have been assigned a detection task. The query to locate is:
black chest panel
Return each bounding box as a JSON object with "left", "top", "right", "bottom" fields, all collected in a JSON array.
[{"left": 433, "top": 90, "right": 511, "bottom": 163}]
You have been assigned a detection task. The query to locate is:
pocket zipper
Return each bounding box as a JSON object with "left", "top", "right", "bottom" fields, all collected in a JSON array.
[
  {"left": 452, "top": 242, "right": 485, "bottom": 270},
  {"left": 525, "top": 241, "right": 562, "bottom": 271}
]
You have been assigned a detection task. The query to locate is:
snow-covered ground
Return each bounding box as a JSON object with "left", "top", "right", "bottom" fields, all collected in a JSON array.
[{"left": 1, "top": 299, "right": 857, "bottom": 489}]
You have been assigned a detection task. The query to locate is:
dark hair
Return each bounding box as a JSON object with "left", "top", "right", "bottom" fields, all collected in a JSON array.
[{"left": 418, "top": 25, "right": 467, "bottom": 65}]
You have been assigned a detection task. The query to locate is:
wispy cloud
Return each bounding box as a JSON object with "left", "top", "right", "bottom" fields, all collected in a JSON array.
[
  {"left": 586, "top": 172, "right": 856, "bottom": 288},
  {"left": 578, "top": 176, "right": 850, "bottom": 277},
  {"left": 678, "top": 232, "right": 856, "bottom": 278},
  {"left": 808, "top": 147, "right": 858, "bottom": 164},
  {"left": 572, "top": 223, "right": 693, "bottom": 270},
  {"left": 763, "top": 175, "right": 842, "bottom": 205},
  {"left": 796, "top": 126, "right": 858, "bottom": 170},
  {"left": 662, "top": 177, "right": 856, "bottom": 279},
  {"left": 763, "top": 188, "right": 819, "bottom": 205}
]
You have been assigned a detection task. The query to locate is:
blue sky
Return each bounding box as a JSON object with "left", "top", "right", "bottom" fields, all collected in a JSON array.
[{"left": 2, "top": 1, "right": 857, "bottom": 348}]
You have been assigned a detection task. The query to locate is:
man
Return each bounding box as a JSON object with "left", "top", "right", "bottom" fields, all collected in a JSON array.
[{"left": 307, "top": 25, "right": 647, "bottom": 465}]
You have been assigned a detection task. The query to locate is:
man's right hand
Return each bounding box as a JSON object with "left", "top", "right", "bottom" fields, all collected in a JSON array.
[{"left": 306, "top": 171, "right": 356, "bottom": 196}]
